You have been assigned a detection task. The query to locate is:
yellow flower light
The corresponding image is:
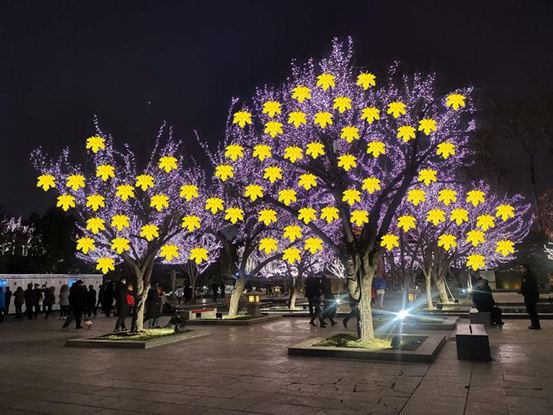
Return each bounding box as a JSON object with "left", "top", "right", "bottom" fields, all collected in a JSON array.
[
  {"left": 245, "top": 184, "right": 264, "bottom": 201},
  {"left": 283, "top": 247, "right": 301, "bottom": 264},
  {"left": 321, "top": 206, "right": 339, "bottom": 223},
  {"left": 284, "top": 225, "right": 302, "bottom": 242},
  {"left": 140, "top": 224, "right": 159, "bottom": 241},
  {"left": 96, "top": 164, "right": 115, "bottom": 181},
  {"left": 438, "top": 234, "right": 457, "bottom": 251},
  {"left": 467, "top": 254, "right": 485, "bottom": 271},
  {"left": 304, "top": 237, "right": 323, "bottom": 254},
  {"left": 333, "top": 96, "right": 352, "bottom": 113},
  {"left": 427, "top": 209, "right": 446, "bottom": 226},
  {"left": 86, "top": 217, "right": 105, "bottom": 234},
  {"left": 233, "top": 111, "right": 252, "bottom": 128},
  {"left": 225, "top": 145, "right": 244, "bottom": 161},
  {"left": 298, "top": 174, "right": 317, "bottom": 190},
  {"left": 446, "top": 93, "right": 466, "bottom": 111},
  {"left": 159, "top": 156, "right": 177, "bottom": 173},
  {"left": 350, "top": 210, "right": 369, "bottom": 227},
  {"left": 362, "top": 177, "right": 381, "bottom": 194},
  {"left": 259, "top": 238, "right": 278, "bottom": 255},
  {"left": 381, "top": 234, "right": 399, "bottom": 251},
  {"left": 180, "top": 184, "right": 199, "bottom": 201},
  {"left": 160, "top": 244, "right": 179, "bottom": 262},
  {"left": 306, "top": 142, "right": 325, "bottom": 159},
  {"left": 76, "top": 237, "right": 95, "bottom": 254},
  {"left": 86, "top": 194, "right": 105, "bottom": 211},
  {"left": 496, "top": 240, "right": 515, "bottom": 257},
  {"left": 407, "top": 189, "right": 426, "bottom": 206},
  {"left": 418, "top": 169, "right": 437, "bottom": 186},
  {"left": 96, "top": 257, "right": 115, "bottom": 274},
  {"left": 298, "top": 207, "right": 317, "bottom": 224},
  {"left": 37, "top": 174, "right": 56, "bottom": 191},
  {"left": 182, "top": 215, "right": 201, "bottom": 231},
  {"left": 205, "top": 198, "right": 224, "bottom": 214},
  {"left": 262, "top": 101, "right": 281, "bottom": 118},
  {"left": 215, "top": 164, "right": 234, "bottom": 181},
  {"left": 496, "top": 204, "right": 515, "bottom": 221},
  {"left": 258, "top": 209, "right": 277, "bottom": 226},
  {"left": 116, "top": 184, "right": 135, "bottom": 201},
  {"left": 86, "top": 136, "right": 105, "bottom": 153},
  {"left": 338, "top": 154, "right": 357, "bottom": 171},
  {"left": 418, "top": 119, "right": 437, "bottom": 135},
  {"left": 111, "top": 237, "right": 130, "bottom": 254},
  {"left": 476, "top": 214, "right": 495, "bottom": 231},
  {"left": 342, "top": 189, "right": 361, "bottom": 206},
  {"left": 387, "top": 101, "right": 406, "bottom": 118},
  {"left": 341, "top": 126, "right": 360, "bottom": 143},
  {"left": 284, "top": 146, "right": 304, "bottom": 163},
  {"left": 278, "top": 189, "right": 297, "bottom": 206},
  {"left": 437, "top": 142, "right": 456, "bottom": 159},
  {"left": 357, "top": 72, "right": 376, "bottom": 90},
  {"left": 314, "top": 112, "right": 333, "bottom": 129},
  {"left": 450, "top": 209, "right": 469, "bottom": 225},
  {"left": 150, "top": 194, "right": 169, "bottom": 212},
  {"left": 56, "top": 194, "right": 75, "bottom": 211},
  {"left": 253, "top": 144, "right": 272, "bottom": 161},
  {"left": 317, "top": 73, "right": 335, "bottom": 91},
  {"left": 263, "top": 166, "right": 282, "bottom": 183},
  {"left": 111, "top": 215, "right": 130, "bottom": 231},
  {"left": 292, "top": 86, "right": 311, "bottom": 102},
  {"left": 438, "top": 189, "right": 457, "bottom": 206},
  {"left": 466, "top": 190, "right": 485, "bottom": 206},
  {"left": 397, "top": 126, "right": 416, "bottom": 142},
  {"left": 264, "top": 121, "right": 283, "bottom": 138},
  {"left": 189, "top": 247, "right": 208, "bottom": 264},
  {"left": 397, "top": 215, "right": 416, "bottom": 232},
  {"left": 66, "top": 175, "right": 85, "bottom": 191},
  {"left": 466, "top": 230, "right": 485, "bottom": 247},
  {"left": 225, "top": 207, "right": 244, "bottom": 224},
  {"left": 288, "top": 111, "right": 307, "bottom": 128},
  {"left": 367, "top": 141, "right": 386, "bottom": 158},
  {"left": 361, "top": 107, "right": 380, "bottom": 124},
  {"left": 136, "top": 174, "right": 154, "bottom": 191}
]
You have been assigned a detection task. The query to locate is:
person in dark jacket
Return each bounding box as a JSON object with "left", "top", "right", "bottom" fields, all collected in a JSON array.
[
  {"left": 0, "top": 287, "right": 5, "bottom": 323},
  {"left": 5, "top": 287, "right": 12, "bottom": 316},
  {"left": 321, "top": 273, "right": 338, "bottom": 327},
  {"left": 43, "top": 286, "right": 56, "bottom": 319},
  {"left": 211, "top": 282, "right": 219, "bottom": 302},
  {"left": 103, "top": 281, "right": 115, "bottom": 317},
  {"left": 220, "top": 281, "right": 226, "bottom": 299},
  {"left": 472, "top": 278, "right": 503, "bottom": 325},
  {"left": 62, "top": 281, "right": 87, "bottom": 329},
  {"left": 114, "top": 278, "right": 129, "bottom": 332},
  {"left": 34, "top": 284, "right": 43, "bottom": 318},
  {"left": 519, "top": 264, "right": 541, "bottom": 330},
  {"left": 307, "top": 276, "right": 325, "bottom": 327},
  {"left": 24, "top": 283, "right": 36, "bottom": 320},
  {"left": 144, "top": 282, "right": 162, "bottom": 328},
  {"left": 97, "top": 284, "right": 105, "bottom": 309},
  {"left": 14, "top": 287, "right": 24, "bottom": 319},
  {"left": 86, "top": 285, "right": 97, "bottom": 317}
]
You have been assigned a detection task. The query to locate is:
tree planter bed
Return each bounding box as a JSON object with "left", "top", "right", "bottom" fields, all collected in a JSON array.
[
  {"left": 288, "top": 333, "right": 446, "bottom": 363},
  {"left": 400, "top": 316, "right": 459, "bottom": 330},
  {"left": 65, "top": 329, "right": 210, "bottom": 349},
  {"left": 186, "top": 315, "right": 282, "bottom": 326}
]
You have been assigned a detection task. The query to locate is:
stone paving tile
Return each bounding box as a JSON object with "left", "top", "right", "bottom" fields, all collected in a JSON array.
[{"left": 137, "top": 402, "right": 206, "bottom": 415}]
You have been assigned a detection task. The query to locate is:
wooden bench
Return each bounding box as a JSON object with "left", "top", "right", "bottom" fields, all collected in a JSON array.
[
  {"left": 187, "top": 308, "right": 217, "bottom": 320},
  {"left": 469, "top": 308, "right": 491, "bottom": 326},
  {"left": 456, "top": 324, "right": 490, "bottom": 360}
]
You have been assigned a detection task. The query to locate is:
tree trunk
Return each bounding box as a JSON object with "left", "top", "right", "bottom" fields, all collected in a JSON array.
[
  {"left": 424, "top": 269, "right": 435, "bottom": 310},
  {"left": 288, "top": 277, "right": 298, "bottom": 310},
  {"left": 228, "top": 277, "right": 245, "bottom": 317},
  {"left": 435, "top": 276, "right": 450, "bottom": 304},
  {"left": 357, "top": 267, "right": 375, "bottom": 342},
  {"left": 130, "top": 269, "right": 152, "bottom": 333}
]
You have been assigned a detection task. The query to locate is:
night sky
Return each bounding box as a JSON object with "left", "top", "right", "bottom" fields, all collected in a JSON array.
[{"left": 1, "top": 0, "right": 552, "bottom": 216}]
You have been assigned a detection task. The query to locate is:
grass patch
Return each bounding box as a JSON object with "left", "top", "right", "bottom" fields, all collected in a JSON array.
[
  {"left": 96, "top": 328, "right": 190, "bottom": 341},
  {"left": 314, "top": 333, "right": 426, "bottom": 351}
]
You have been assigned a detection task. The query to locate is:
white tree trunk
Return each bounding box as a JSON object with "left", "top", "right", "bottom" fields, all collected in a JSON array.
[
  {"left": 228, "top": 277, "right": 245, "bottom": 317},
  {"left": 425, "top": 269, "right": 435, "bottom": 310},
  {"left": 435, "top": 276, "right": 450, "bottom": 304}
]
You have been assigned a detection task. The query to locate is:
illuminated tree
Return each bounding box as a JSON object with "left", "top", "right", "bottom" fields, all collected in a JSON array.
[
  {"left": 217, "top": 39, "right": 477, "bottom": 341},
  {"left": 32, "top": 123, "right": 215, "bottom": 331},
  {"left": 0, "top": 216, "right": 36, "bottom": 257}
]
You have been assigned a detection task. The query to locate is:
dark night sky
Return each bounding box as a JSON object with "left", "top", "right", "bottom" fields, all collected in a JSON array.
[{"left": 1, "top": 0, "right": 552, "bottom": 216}]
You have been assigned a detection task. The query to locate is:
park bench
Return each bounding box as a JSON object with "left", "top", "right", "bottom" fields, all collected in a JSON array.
[
  {"left": 456, "top": 323, "right": 490, "bottom": 360},
  {"left": 469, "top": 308, "right": 492, "bottom": 326},
  {"left": 186, "top": 307, "right": 217, "bottom": 320}
]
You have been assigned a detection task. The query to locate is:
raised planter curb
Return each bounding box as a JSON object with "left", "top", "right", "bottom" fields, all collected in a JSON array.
[
  {"left": 288, "top": 333, "right": 446, "bottom": 363},
  {"left": 186, "top": 315, "right": 283, "bottom": 326},
  {"left": 401, "top": 316, "right": 459, "bottom": 331},
  {"left": 65, "top": 329, "right": 210, "bottom": 349}
]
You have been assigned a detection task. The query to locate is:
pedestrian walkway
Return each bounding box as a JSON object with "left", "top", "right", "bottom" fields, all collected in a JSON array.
[{"left": 0, "top": 316, "right": 551, "bottom": 414}]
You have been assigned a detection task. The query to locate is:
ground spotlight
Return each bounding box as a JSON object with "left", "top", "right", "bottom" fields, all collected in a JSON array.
[{"left": 397, "top": 309, "right": 409, "bottom": 320}]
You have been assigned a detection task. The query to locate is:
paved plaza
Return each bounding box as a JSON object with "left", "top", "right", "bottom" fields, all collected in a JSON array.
[{"left": 0, "top": 316, "right": 552, "bottom": 415}]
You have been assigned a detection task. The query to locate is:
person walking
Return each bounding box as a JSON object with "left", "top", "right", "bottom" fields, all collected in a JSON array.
[
  {"left": 114, "top": 278, "right": 129, "bottom": 332},
  {"left": 265, "top": 280, "right": 273, "bottom": 297},
  {"left": 87, "top": 285, "right": 97, "bottom": 317},
  {"left": 24, "top": 283, "right": 36, "bottom": 320},
  {"left": 519, "top": 264, "right": 541, "bottom": 330},
  {"left": 305, "top": 275, "right": 317, "bottom": 319},
  {"left": 103, "top": 281, "right": 114, "bottom": 317},
  {"left": 220, "top": 281, "right": 226, "bottom": 299},
  {"left": 97, "top": 284, "right": 105, "bottom": 310},
  {"left": 342, "top": 290, "right": 359, "bottom": 330},
  {"left": 0, "top": 287, "right": 5, "bottom": 323},
  {"left": 62, "top": 280, "right": 86, "bottom": 329},
  {"left": 5, "top": 287, "right": 12, "bottom": 316},
  {"left": 373, "top": 276, "right": 388, "bottom": 308},
  {"left": 59, "top": 284, "right": 69, "bottom": 319},
  {"left": 176, "top": 286, "right": 184, "bottom": 305},
  {"left": 472, "top": 278, "right": 504, "bottom": 325},
  {"left": 33, "top": 283, "right": 43, "bottom": 319},
  {"left": 308, "top": 276, "right": 325, "bottom": 327},
  {"left": 211, "top": 282, "right": 219, "bottom": 302},
  {"left": 144, "top": 282, "right": 162, "bottom": 328},
  {"left": 43, "top": 286, "right": 56, "bottom": 319},
  {"left": 321, "top": 273, "right": 338, "bottom": 327},
  {"left": 14, "top": 287, "right": 24, "bottom": 319}
]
